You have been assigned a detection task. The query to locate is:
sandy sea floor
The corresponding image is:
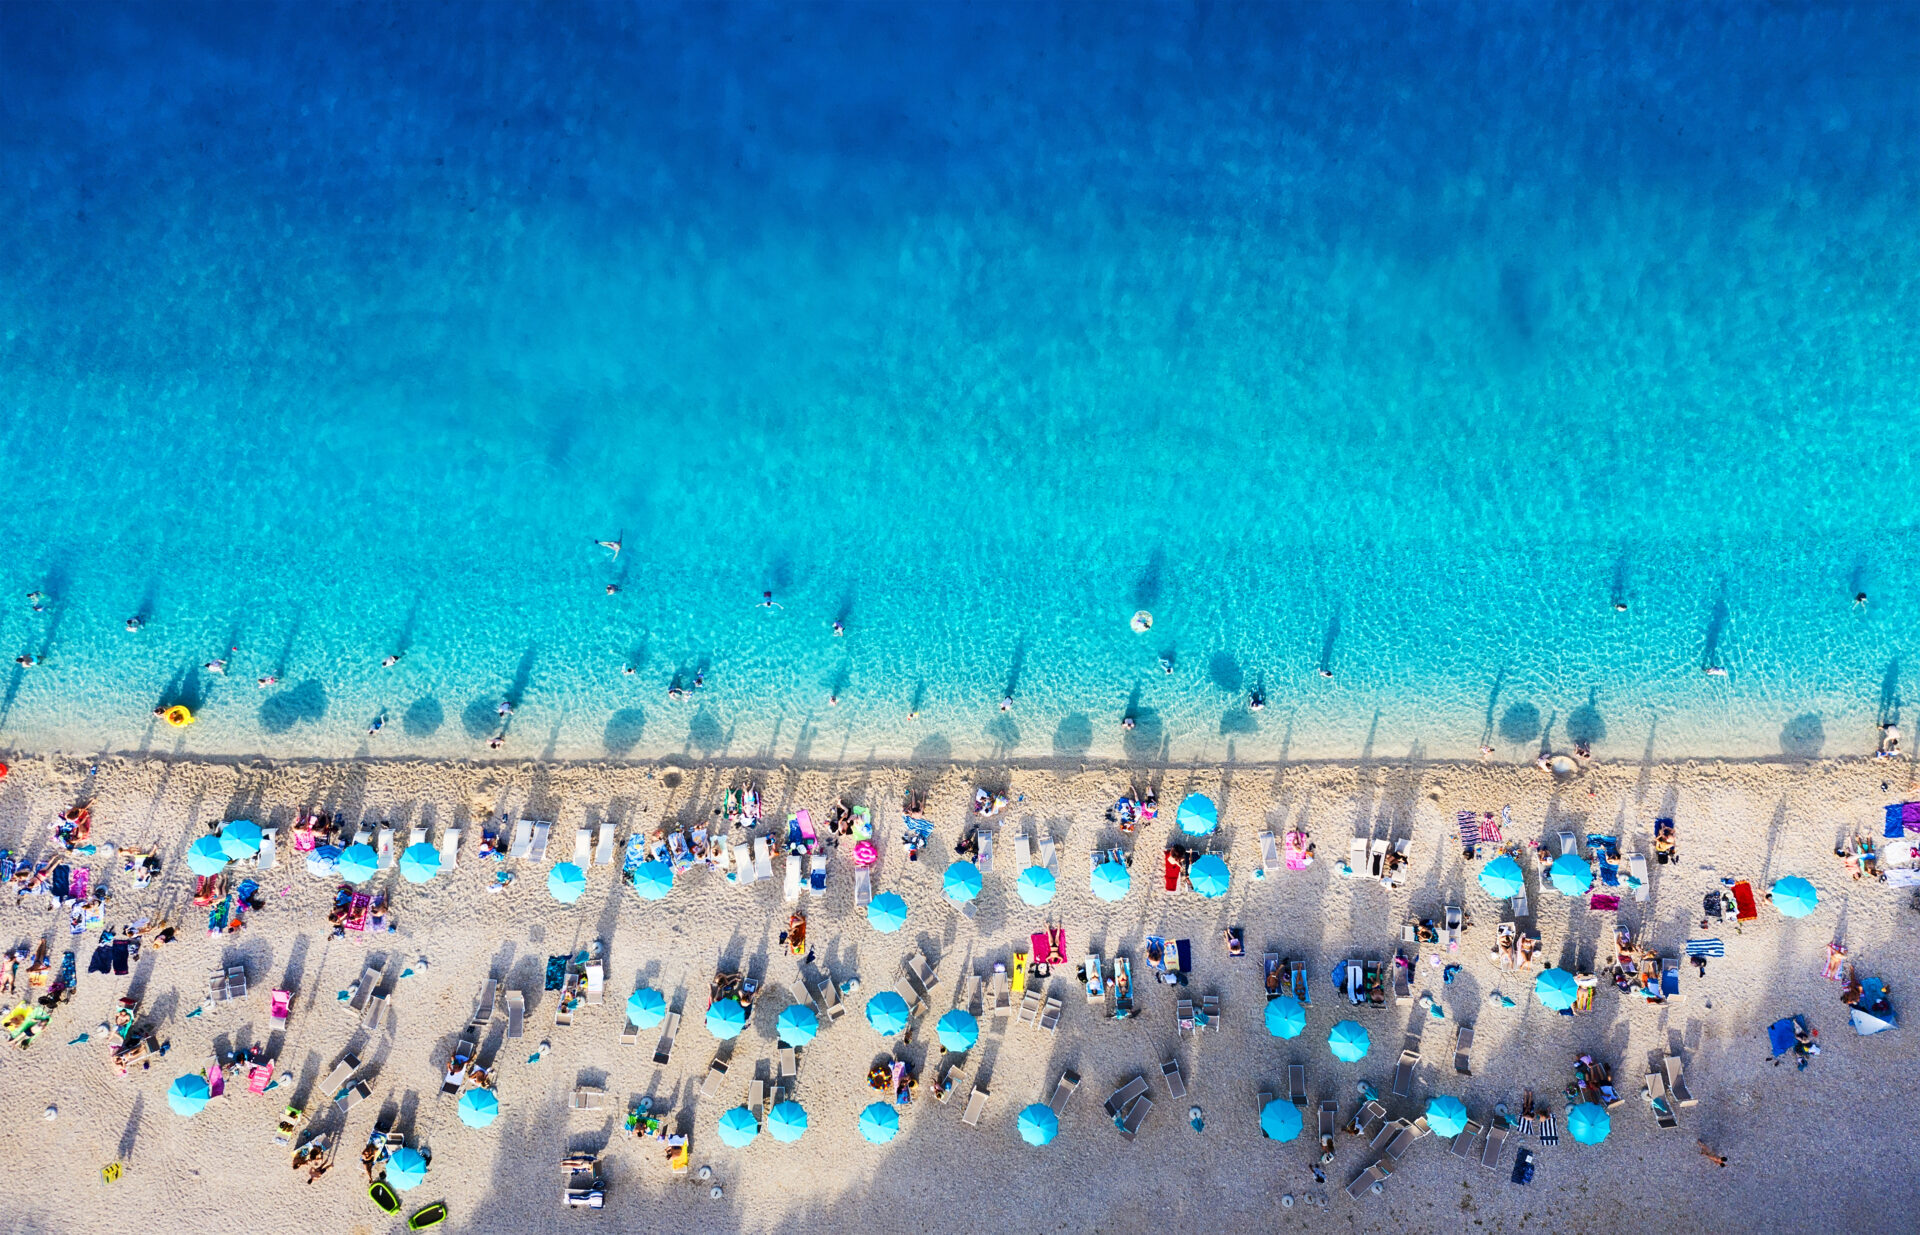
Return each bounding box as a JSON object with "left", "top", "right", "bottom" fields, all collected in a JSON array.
[{"left": 0, "top": 749, "right": 1913, "bottom": 1235}]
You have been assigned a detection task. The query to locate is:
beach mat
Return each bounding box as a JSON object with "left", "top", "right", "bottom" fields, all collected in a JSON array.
[{"left": 1767, "top": 1016, "right": 1801, "bottom": 1058}]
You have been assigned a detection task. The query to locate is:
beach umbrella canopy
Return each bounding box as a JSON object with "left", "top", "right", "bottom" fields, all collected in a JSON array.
[
  {"left": 1535, "top": 967, "right": 1579, "bottom": 1011},
  {"left": 398, "top": 843, "right": 441, "bottom": 884},
  {"left": 1265, "top": 995, "right": 1307, "bottom": 1039},
  {"left": 1177, "top": 794, "right": 1218, "bottom": 836},
  {"left": 304, "top": 844, "right": 341, "bottom": 878},
  {"left": 777, "top": 1004, "right": 819, "bottom": 1046},
  {"left": 632, "top": 860, "right": 673, "bottom": 900},
  {"left": 768, "top": 1101, "right": 808, "bottom": 1143},
  {"left": 1478, "top": 854, "right": 1525, "bottom": 899},
  {"left": 943, "top": 860, "right": 982, "bottom": 903},
  {"left": 626, "top": 987, "right": 666, "bottom": 1029},
  {"left": 706, "top": 997, "right": 747, "bottom": 1040},
  {"left": 1091, "top": 861, "right": 1131, "bottom": 902},
  {"left": 219, "top": 820, "right": 262, "bottom": 858},
  {"left": 859, "top": 1102, "right": 900, "bottom": 1144},
  {"left": 168, "top": 1073, "right": 211, "bottom": 1117},
  {"left": 1018, "top": 1103, "right": 1059, "bottom": 1146},
  {"left": 866, "top": 891, "right": 908, "bottom": 933},
  {"left": 1190, "top": 854, "right": 1230, "bottom": 898},
  {"left": 457, "top": 1087, "right": 499, "bottom": 1128},
  {"left": 937, "top": 1009, "right": 980, "bottom": 1052},
  {"left": 548, "top": 862, "right": 586, "bottom": 903},
  {"left": 337, "top": 843, "right": 379, "bottom": 884},
  {"left": 1328, "top": 1020, "right": 1371, "bottom": 1062},
  {"left": 1261, "top": 1098, "right": 1303, "bottom": 1141},
  {"left": 1426, "top": 1095, "right": 1469, "bottom": 1139},
  {"left": 717, "top": 1105, "right": 759, "bottom": 1148},
  {"left": 387, "top": 1147, "right": 428, "bottom": 1190},
  {"left": 1772, "top": 876, "right": 1819, "bottom": 918},
  {"left": 187, "top": 836, "right": 231, "bottom": 877},
  {"left": 1016, "top": 865, "right": 1056, "bottom": 906},
  {"left": 1567, "top": 1102, "right": 1611, "bottom": 1145},
  {"left": 866, "top": 990, "right": 910, "bottom": 1036},
  {"left": 1549, "top": 853, "right": 1594, "bottom": 896}
]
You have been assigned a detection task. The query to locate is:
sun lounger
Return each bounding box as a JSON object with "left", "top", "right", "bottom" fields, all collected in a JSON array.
[
  {"left": 1510, "top": 889, "right": 1530, "bottom": 920},
  {"left": 805, "top": 972, "right": 845, "bottom": 1024},
  {"left": 529, "top": 821, "right": 552, "bottom": 862},
  {"left": 1162, "top": 1057, "right": 1187, "bottom": 1099},
  {"left": 1645, "top": 1072, "right": 1679, "bottom": 1130},
  {"left": 1454, "top": 1024, "right": 1473, "bottom": 1075},
  {"left": 990, "top": 967, "right": 1010, "bottom": 1022},
  {"left": 1118, "top": 1095, "right": 1152, "bottom": 1139},
  {"left": 1104, "top": 1076, "right": 1150, "bottom": 1118},
  {"left": 732, "top": 835, "right": 756, "bottom": 883},
  {"left": 1479, "top": 1124, "right": 1508, "bottom": 1169},
  {"left": 1384, "top": 1122, "right": 1420, "bottom": 1161},
  {"left": 1663, "top": 1056, "right": 1696, "bottom": 1106},
  {"left": 1039, "top": 995, "right": 1061, "bottom": 1032},
  {"left": 1629, "top": 852, "right": 1649, "bottom": 902},
  {"left": 1346, "top": 1162, "right": 1390, "bottom": 1201},
  {"left": 964, "top": 974, "right": 985, "bottom": 1019},
  {"left": 1257, "top": 1089, "right": 1274, "bottom": 1121},
  {"left": 1038, "top": 835, "right": 1057, "bottom": 874},
  {"left": 698, "top": 1054, "right": 729, "bottom": 1100},
  {"left": 571, "top": 828, "right": 591, "bottom": 866},
  {"left": 593, "top": 823, "right": 614, "bottom": 866},
  {"left": 784, "top": 854, "right": 802, "bottom": 901},
  {"left": 1353, "top": 1099, "right": 1388, "bottom": 1141},
  {"left": 584, "top": 963, "right": 604, "bottom": 1005},
  {"left": 1450, "top": 1120, "right": 1483, "bottom": 1159},
  {"left": 1201, "top": 993, "right": 1220, "bottom": 1033},
  {"left": 1371, "top": 1117, "right": 1404, "bottom": 1152},
  {"left": 441, "top": 1037, "right": 476, "bottom": 1097},
  {"left": 473, "top": 979, "right": 497, "bottom": 1029},
  {"left": 335, "top": 1079, "right": 370, "bottom": 1114},
  {"left": 1016, "top": 990, "right": 1042, "bottom": 1027},
  {"left": 511, "top": 820, "right": 534, "bottom": 858},
  {"left": 505, "top": 991, "right": 526, "bottom": 1039},
  {"left": 375, "top": 825, "right": 394, "bottom": 869},
  {"left": 961, "top": 1083, "right": 989, "bottom": 1128},
  {"left": 747, "top": 1077, "right": 766, "bottom": 1122},
  {"left": 206, "top": 968, "right": 227, "bottom": 1002},
  {"left": 1391, "top": 1050, "right": 1417, "bottom": 1099},
  {"left": 1048, "top": 1070, "right": 1079, "bottom": 1116},
  {"left": 1177, "top": 997, "right": 1195, "bottom": 1037},
  {"left": 1368, "top": 838, "right": 1388, "bottom": 879},
  {"left": 1318, "top": 1099, "right": 1337, "bottom": 1146},
  {"left": 362, "top": 994, "right": 387, "bottom": 1032},
  {"left": 651, "top": 1010, "right": 680, "bottom": 1064},
  {"left": 853, "top": 866, "right": 872, "bottom": 908},
  {"left": 752, "top": 836, "right": 773, "bottom": 880},
  {"left": 976, "top": 827, "right": 993, "bottom": 874},
  {"left": 255, "top": 827, "right": 278, "bottom": 872},
  {"left": 318, "top": 1054, "right": 358, "bottom": 1103},
  {"left": 906, "top": 953, "right": 938, "bottom": 997},
  {"left": 1392, "top": 959, "right": 1412, "bottom": 1005},
  {"left": 1558, "top": 831, "right": 1578, "bottom": 857},
  {"left": 779, "top": 1044, "right": 798, "bottom": 1086},
  {"left": 1013, "top": 830, "right": 1032, "bottom": 871},
  {"left": 1260, "top": 831, "right": 1281, "bottom": 876},
  {"left": 570, "top": 1086, "right": 610, "bottom": 1112},
  {"left": 351, "top": 826, "right": 372, "bottom": 846},
  {"left": 437, "top": 826, "right": 461, "bottom": 870},
  {"left": 1288, "top": 1063, "right": 1307, "bottom": 1109},
  {"left": 620, "top": 1019, "right": 639, "bottom": 1047},
  {"left": 1349, "top": 836, "right": 1368, "bottom": 877},
  {"left": 349, "top": 960, "right": 384, "bottom": 1011}
]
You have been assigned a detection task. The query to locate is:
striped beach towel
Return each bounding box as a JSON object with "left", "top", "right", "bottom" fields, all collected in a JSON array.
[
  {"left": 1685, "top": 938, "right": 1725, "bottom": 958},
  {"left": 1539, "top": 1113, "right": 1558, "bottom": 1146},
  {"left": 1486, "top": 807, "right": 1508, "bottom": 844},
  {"left": 1517, "top": 1115, "right": 1536, "bottom": 1137},
  {"left": 1457, "top": 812, "right": 1480, "bottom": 849}
]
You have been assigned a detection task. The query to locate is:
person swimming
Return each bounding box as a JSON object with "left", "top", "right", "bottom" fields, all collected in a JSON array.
[
  {"left": 381, "top": 654, "right": 400, "bottom": 667},
  {"left": 595, "top": 535, "right": 622, "bottom": 560},
  {"left": 832, "top": 620, "right": 845, "bottom": 636},
  {"left": 367, "top": 713, "right": 385, "bottom": 735},
  {"left": 125, "top": 616, "right": 144, "bottom": 632},
  {"left": 1248, "top": 691, "right": 1264, "bottom": 712},
  {"left": 205, "top": 659, "right": 227, "bottom": 674},
  {"left": 257, "top": 675, "right": 278, "bottom": 689},
  {"left": 759, "top": 591, "right": 782, "bottom": 609}
]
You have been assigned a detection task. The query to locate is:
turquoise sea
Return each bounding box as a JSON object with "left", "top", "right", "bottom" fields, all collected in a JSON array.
[{"left": 2, "top": 2, "right": 1917, "bottom": 765}]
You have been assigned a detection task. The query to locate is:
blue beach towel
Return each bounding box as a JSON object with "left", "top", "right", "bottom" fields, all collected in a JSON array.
[
  {"left": 1685, "top": 938, "right": 1725, "bottom": 958},
  {"left": 1767, "top": 1016, "right": 1801, "bottom": 1058},
  {"left": 1887, "top": 804, "right": 1906, "bottom": 839}
]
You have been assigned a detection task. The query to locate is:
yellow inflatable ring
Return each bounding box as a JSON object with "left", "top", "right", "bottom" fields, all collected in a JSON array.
[{"left": 164, "top": 706, "right": 194, "bottom": 728}]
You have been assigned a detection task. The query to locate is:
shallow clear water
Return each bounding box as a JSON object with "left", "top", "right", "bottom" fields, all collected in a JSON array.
[{"left": 1, "top": 2, "right": 1917, "bottom": 764}]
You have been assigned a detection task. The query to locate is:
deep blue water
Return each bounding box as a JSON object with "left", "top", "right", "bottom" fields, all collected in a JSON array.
[{"left": 2, "top": 1, "right": 1918, "bottom": 763}]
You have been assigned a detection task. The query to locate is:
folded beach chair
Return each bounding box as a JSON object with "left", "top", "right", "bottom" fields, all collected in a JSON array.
[
  {"left": 651, "top": 1010, "right": 680, "bottom": 1064},
  {"left": 362, "top": 993, "right": 387, "bottom": 1033},
  {"left": 593, "top": 823, "right": 614, "bottom": 866},
  {"left": 784, "top": 853, "right": 802, "bottom": 901},
  {"left": 407, "top": 825, "right": 427, "bottom": 849},
  {"left": 1104, "top": 1076, "right": 1150, "bottom": 1118},
  {"left": 584, "top": 962, "right": 604, "bottom": 1006},
  {"left": 1391, "top": 1050, "right": 1417, "bottom": 1099},
  {"left": 1450, "top": 1120, "right": 1483, "bottom": 1159},
  {"left": 511, "top": 820, "right": 534, "bottom": 859},
  {"left": 472, "top": 980, "right": 497, "bottom": 1030},
  {"left": 960, "top": 1081, "right": 989, "bottom": 1128},
  {"left": 376, "top": 825, "right": 394, "bottom": 869},
  {"left": 505, "top": 991, "right": 526, "bottom": 1040},
  {"left": 335, "top": 1079, "right": 370, "bottom": 1114},
  {"left": 1162, "top": 1056, "right": 1187, "bottom": 1099},
  {"left": 436, "top": 826, "right": 461, "bottom": 870},
  {"left": 318, "top": 1054, "right": 358, "bottom": 1104},
  {"left": 1049, "top": 1070, "right": 1080, "bottom": 1117},
  {"left": 1201, "top": 993, "right": 1220, "bottom": 1032},
  {"left": 349, "top": 960, "right": 385, "bottom": 1012},
  {"left": 753, "top": 836, "right": 774, "bottom": 881},
  {"left": 572, "top": 828, "right": 591, "bottom": 866},
  {"left": 1039, "top": 995, "right": 1061, "bottom": 1033},
  {"left": 1345, "top": 1162, "right": 1390, "bottom": 1201},
  {"left": 353, "top": 826, "right": 374, "bottom": 846},
  {"left": 1260, "top": 831, "right": 1281, "bottom": 876},
  {"left": 1349, "top": 836, "right": 1368, "bottom": 877},
  {"left": 256, "top": 827, "right": 278, "bottom": 872},
  {"left": 1453, "top": 1024, "right": 1474, "bottom": 1075},
  {"left": 1479, "top": 1124, "right": 1508, "bottom": 1169},
  {"left": 1288, "top": 1063, "right": 1307, "bottom": 1109},
  {"left": 976, "top": 826, "right": 994, "bottom": 874},
  {"left": 1118, "top": 1094, "right": 1152, "bottom": 1140},
  {"left": 529, "top": 821, "right": 552, "bottom": 863},
  {"left": 1662, "top": 1056, "right": 1696, "bottom": 1106},
  {"left": 570, "top": 1086, "right": 610, "bottom": 1112}
]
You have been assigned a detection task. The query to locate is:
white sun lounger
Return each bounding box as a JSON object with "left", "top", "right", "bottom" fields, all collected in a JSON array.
[
  {"left": 620, "top": 1019, "right": 640, "bottom": 1047},
  {"left": 410, "top": 825, "right": 428, "bottom": 848},
  {"left": 1016, "top": 990, "right": 1042, "bottom": 1027},
  {"left": 584, "top": 962, "right": 603, "bottom": 1005},
  {"left": 1558, "top": 831, "right": 1578, "bottom": 857},
  {"left": 256, "top": 827, "right": 278, "bottom": 872},
  {"left": 855, "top": 868, "right": 873, "bottom": 908},
  {"left": 652, "top": 1011, "right": 680, "bottom": 1064},
  {"left": 353, "top": 827, "right": 373, "bottom": 846},
  {"left": 570, "top": 1086, "right": 610, "bottom": 1112},
  {"left": 376, "top": 825, "right": 394, "bottom": 869},
  {"left": 572, "top": 828, "right": 592, "bottom": 866},
  {"left": 438, "top": 826, "right": 462, "bottom": 869},
  {"left": 594, "top": 823, "right": 614, "bottom": 865},
  {"left": 753, "top": 836, "right": 773, "bottom": 881},
  {"left": 976, "top": 827, "right": 994, "bottom": 874},
  {"left": 961, "top": 1082, "right": 989, "bottom": 1128},
  {"left": 472, "top": 979, "right": 497, "bottom": 1029},
  {"left": 1038, "top": 835, "right": 1057, "bottom": 874},
  {"left": 1048, "top": 1069, "right": 1079, "bottom": 1116},
  {"left": 528, "top": 821, "right": 551, "bottom": 862},
  {"left": 1510, "top": 890, "right": 1530, "bottom": 920},
  {"left": 1663, "top": 1055, "right": 1696, "bottom": 1106},
  {"left": 511, "top": 820, "right": 534, "bottom": 858},
  {"left": 1629, "top": 852, "right": 1650, "bottom": 902},
  {"left": 362, "top": 994, "right": 387, "bottom": 1032},
  {"left": 748, "top": 1078, "right": 766, "bottom": 1122},
  {"left": 505, "top": 991, "right": 525, "bottom": 1039},
  {"left": 732, "top": 836, "right": 756, "bottom": 883},
  {"left": 335, "top": 1079, "right": 371, "bottom": 1114},
  {"left": 1260, "top": 831, "right": 1280, "bottom": 876},
  {"left": 1039, "top": 995, "right": 1061, "bottom": 1033},
  {"left": 966, "top": 975, "right": 984, "bottom": 1019},
  {"left": 785, "top": 854, "right": 802, "bottom": 901},
  {"left": 1013, "top": 831, "right": 1032, "bottom": 871},
  {"left": 317, "top": 1053, "right": 358, "bottom": 1103},
  {"left": 1349, "top": 836, "right": 1369, "bottom": 876},
  {"left": 349, "top": 960, "right": 384, "bottom": 1012},
  {"left": 806, "top": 972, "right": 845, "bottom": 1023},
  {"left": 699, "top": 1056, "right": 729, "bottom": 1100}
]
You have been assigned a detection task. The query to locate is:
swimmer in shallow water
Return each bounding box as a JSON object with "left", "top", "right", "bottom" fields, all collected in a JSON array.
[
  {"left": 595, "top": 535, "right": 622, "bottom": 560},
  {"left": 367, "top": 713, "right": 385, "bottom": 736},
  {"left": 382, "top": 654, "right": 399, "bottom": 667},
  {"left": 257, "top": 676, "right": 278, "bottom": 689},
  {"left": 1855, "top": 592, "right": 1869, "bottom": 608},
  {"left": 125, "top": 616, "right": 144, "bottom": 633},
  {"left": 1248, "top": 691, "right": 1264, "bottom": 712},
  {"left": 205, "top": 659, "right": 226, "bottom": 674}
]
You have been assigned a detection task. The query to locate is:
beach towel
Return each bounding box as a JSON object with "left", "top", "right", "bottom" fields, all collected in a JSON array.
[
  {"left": 1686, "top": 938, "right": 1725, "bottom": 958},
  {"left": 1456, "top": 812, "right": 1479, "bottom": 853},
  {"left": 341, "top": 893, "right": 370, "bottom": 931},
  {"left": 1284, "top": 831, "right": 1311, "bottom": 870},
  {"left": 544, "top": 956, "right": 568, "bottom": 992},
  {"left": 1486, "top": 807, "right": 1508, "bottom": 845},
  {"left": 1767, "top": 1016, "right": 1802, "bottom": 1058},
  {"left": 621, "top": 834, "right": 647, "bottom": 873},
  {"left": 1730, "top": 881, "right": 1759, "bottom": 922},
  {"left": 69, "top": 868, "right": 89, "bottom": 900},
  {"left": 207, "top": 896, "right": 231, "bottom": 935},
  {"left": 1887, "top": 804, "right": 1907, "bottom": 839},
  {"left": 1588, "top": 894, "right": 1621, "bottom": 911},
  {"left": 50, "top": 865, "right": 69, "bottom": 900},
  {"left": 1538, "top": 1113, "right": 1558, "bottom": 1146},
  {"left": 87, "top": 945, "right": 113, "bottom": 974},
  {"left": 112, "top": 939, "right": 132, "bottom": 975},
  {"left": 1585, "top": 834, "right": 1620, "bottom": 859},
  {"left": 1597, "top": 861, "right": 1619, "bottom": 887},
  {"left": 1904, "top": 802, "right": 1920, "bottom": 827}
]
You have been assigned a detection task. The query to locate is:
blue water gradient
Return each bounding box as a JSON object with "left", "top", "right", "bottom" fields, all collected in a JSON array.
[{"left": 1, "top": 2, "right": 1917, "bottom": 763}]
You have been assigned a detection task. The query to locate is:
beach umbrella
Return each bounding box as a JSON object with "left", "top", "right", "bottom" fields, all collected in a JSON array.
[
  {"left": 1265, "top": 995, "right": 1306, "bottom": 1039},
  {"left": 1328, "top": 1020, "right": 1370, "bottom": 1062},
  {"left": 1091, "top": 860, "right": 1130, "bottom": 902},
  {"left": 1567, "top": 1102, "right": 1611, "bottom": 1145},
  {"left": 1176, "top": 794, "right": 1218, "bottom": 836},
  {"left": 632, "top": 860, "right": 673, "bottom": 900},
  {"left": 768, "top": 1101, "right": 808, "bottom": 1143},
  {"left": 1549, "top": 853, "right": 1593, "bottom": 897},
  {"left": 943, "top": 860, "right": 982, "bottom": 903},
  {"left": 398, "top": 843, "right": 441, "bottom": 884},
  {"left": 548, "top": 862, "right": 586, "bottom": 903},
  {"left": 1477, "top": 854, "right": 1525, "bottom": 899},
  {"left": 717, "top": 1106, "right": 759, "bottom": 1148},
  {"left": 304, "top": 844, "right": 341, "bottom": 879},
  {"left": 706, "top": 997, "right": 747, "bottom": 1040},
  {"left": 866, "top": 891, "right": 908, "bottom": 933},
  {"left": 219, "top": 820, "right": 262, "bottom": 859},
  {"left": 387, "top": 1147, "right": 428, "bottom": 1190},
  {"left": 859, "top": 1102, "right": 900, "bottom": 1144},
  {"left": 626, "top": 987, "right": 666, "bottom": 1029},
  {"left": 1018, "top": 1103, "right": 1059, "bottom": 1146},
  {"left": 1535, "top": 967, "right": 1579, "bottom": 1011},
  {"left": 1426, "top": 1095, "right": 1469, "bottom": 1139},
  {"left": 1772, "top": 876, "right": 1818, "bottom": 918},
  {"left": 777, "top": 1004, "right": 819, "bottom": 1046},
  {"left": 937, "top": 1009, "right": 980, "bottom": 1052},
  {"left": 866, "top": 990, "right": 910, "bottom": 1036},
  {"left": 1016, "top": 865, "right": 1056, "bottom": 906},
  {"left": 1260, "top": 1098, "right": 1303, "bottom": 1141},
  {"left": 1190, "top": 854, "right": 1230, "bottom": 898},
  {"left": 337, "top": 843, "right": 379, "bottom": 884},
  {"left": 187, "top": 836, "right": 230, "bottom": 877},
  {"left": 457, "top": 1087, "right": 499, "bottom": 1128},
  {"left": 168, "top": 1073, "right": 211, "bottom": 1117}
]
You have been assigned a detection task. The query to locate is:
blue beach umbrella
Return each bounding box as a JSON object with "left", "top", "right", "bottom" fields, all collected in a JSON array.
[
  {"left": 1018, "top": 1103, "right": 1059, "bottom": 1146},
  {"left": 1567, "top": 1102, "right": 1611, "bottom": 1145},
  {"left": 859, "top": 1102, "right": 900, "bottom": 1144},
  {"left": 706, "top": 997, "right": 747, "bottom": 1040},
  {"left": 1477, "top": 854, "right": 1525, "bottom": 899},
  {"left": 548, "top": 862, "right": 586, "bottom": 903},
  {"left": 867, "top": 891, "right": 908, "bottom": 933},
  {"left": 632, "top": 860, "right": 673, "bottom": 900},
  {"left": 304, "top": 844, "right": 341, "bottom": 879},
  {"left": 1771, "top": 876, "right": 1818, "bottom": 918},
  {"left": 1016, "top": 865, "right": 1056, "bottom": 906},
  {"left": 777, "top": 1004, "right": 819, "bottom": 1046},
  {"left": 219, "top": 820, "right": 262, "bottom": 859},
  {"left": 337, "top": 843, "right": 379, "bottom": 884},
  {"left": 1190, "top": 854, "right": 1230, "bottom": 898},
  {"left": 937, "top": 1009, "right": 980, "bottom": 1052},
  {"left": 1177, "top": 794, "right": 1218, "bottom": 836},
  {"left": 457, "top": 1087, "right": 499, "bottom": 1128},
  {"left": 626, "top": 987, "right": 666, "bottom": 1029},
  {"left": 398, "top": 843, "right": 441, "bottom": 884},
  {"left": 768, "top": 1101, "right": 808, "bottom": 1143},
  {"left": 187, "top": 836, "right": 230, "bottom": 877},
  {"left": 1265, "top": 995, "right": 1306, "bottom": 1039},
  {"left": 1261, "top": 1098, "right": 1303, "bottom": 1141},
  {"left": 1328, "top": 1020, "right": 1370, "bottom": 1062},
  {"left": 387, "top": 1147, "right": 428, "bottom": 1190},
  {"left": 1549, "top": 853, "right": 1593, "bottom": 897},
  {"left": 1426, "top": 1095, "right": 1469, "bottom": 1138},
  {"left": 717, "top": 1105, "right": 759, "bottom": 1148},
  {"left": 1091, "top": 861, "right": 1130, "bottom": 902},
  {"left": 943, "top": 860, "right": 982, "bottom": 903},
  {"left": 1535, "top": 967, "right": 1579, "bottom": 1011},
  {"left": 866, "top": 990, "right": 910, "bottom": 1036},
  {"left": 168, "top": 1073, "right": 211, "bottom": 1117}
]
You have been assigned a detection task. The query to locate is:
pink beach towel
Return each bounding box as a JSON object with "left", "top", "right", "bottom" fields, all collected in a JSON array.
[
  {"left": 1284, "top": 832, "right": 1310, "bottom": 871},
  {"left": 1589, "top": 893, "right": 1621, "bottom": 911},
  {"left": 68, "top": 868, "right": 89, "bottom": 900},
  {"left": 853, "top": 840, "right": 878, "bottom": 869}
]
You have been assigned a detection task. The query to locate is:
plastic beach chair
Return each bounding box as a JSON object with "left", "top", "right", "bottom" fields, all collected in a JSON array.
[
  {"left": 528, "top": 821, "right": 551, "bottom": 863},
  {"left": 437, "top": 826, "right": 461, "bottom": 870},
  {"left": 571, "top": 828, "right": 591, "bottom": 866},
  {"left": 594, "top": 824, "right": 614, "bottom": 866},
  {"left": 1048, "top": 1070, "right": 1080, "bottom": 1116},
  {"left": 271, "top": 989, "right": 292, "bottom": 1024},
  {"left": 510, "top": 821, "right": 534, "bottom": 859},
  {"left": 504, "top": 991, "right": 525, "bottom": 1039},
  {"left": 1259, "top": 831, "right": 1280, "bottom": 876},
  {"left": 256, "top": 828, "right": 278, "bottom": 872}
]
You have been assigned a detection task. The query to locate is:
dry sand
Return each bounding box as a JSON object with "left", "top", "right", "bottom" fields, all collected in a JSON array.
[{"left": 0, "top": 750, "right": 1914, "bottom": 1235}]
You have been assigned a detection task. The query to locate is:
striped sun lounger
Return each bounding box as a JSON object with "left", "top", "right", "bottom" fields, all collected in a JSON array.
[{"left": 1685, "top": 939, "right": 1725, "bottom": 958}]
